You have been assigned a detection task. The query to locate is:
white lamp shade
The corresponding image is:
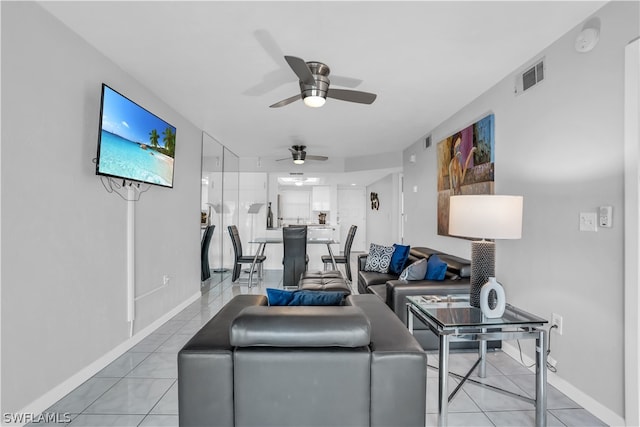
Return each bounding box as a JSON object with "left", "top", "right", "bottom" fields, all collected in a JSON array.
[{"left": 448, "top": 195, "right": 523, "bottom": 239}]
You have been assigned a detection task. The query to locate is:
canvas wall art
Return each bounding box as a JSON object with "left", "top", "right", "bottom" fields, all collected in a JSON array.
[{"left": 437, "top": 114, "right": 495, "bottom": 236}]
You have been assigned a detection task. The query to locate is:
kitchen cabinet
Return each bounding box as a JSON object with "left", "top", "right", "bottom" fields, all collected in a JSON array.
[{"left": 312, "top": 186, "right": 331, "bottom": 211}]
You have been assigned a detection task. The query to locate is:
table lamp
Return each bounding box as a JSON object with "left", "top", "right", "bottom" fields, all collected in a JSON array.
[{"left": 448, "top": 195, "right": 523, "bottom": 308}]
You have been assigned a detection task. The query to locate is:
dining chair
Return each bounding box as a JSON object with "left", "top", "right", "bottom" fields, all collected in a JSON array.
[
  {"left": 322, "top": 224, "right": 357, "bottom": 282},
  {"left": 201, "top": 224, "right": 215, "bottom": 281},
  {"left": 228, "top": 225, "right": 266, "bottom": 283},
  {"left": 282, "top": 225, "right": 308, "bottom": 288}
]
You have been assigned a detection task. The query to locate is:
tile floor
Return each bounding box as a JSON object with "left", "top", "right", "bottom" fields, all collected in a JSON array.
[{"left": 33, "top": 259, "right": 607, "bottom": 427}]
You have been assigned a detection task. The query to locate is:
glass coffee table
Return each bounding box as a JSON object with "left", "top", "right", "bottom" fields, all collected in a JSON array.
[{"left": 406, "top": 295, "right": 548, "bottom": 427}]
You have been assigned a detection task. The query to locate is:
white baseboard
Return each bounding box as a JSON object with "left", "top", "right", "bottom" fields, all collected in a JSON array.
[
  {"left": 11, "top": 291, "right": 201, "bottom": 426},
  {"left": 502, "top": 342, "right": 626, "bottom": 427}
]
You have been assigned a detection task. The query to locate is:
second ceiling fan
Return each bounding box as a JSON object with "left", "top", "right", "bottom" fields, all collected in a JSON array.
[
  {"left": 277, "top": 145, "right": 328, "bottom": 165},
  {"left": 270, "top": 56, "right": 377, "bottom": 108}
]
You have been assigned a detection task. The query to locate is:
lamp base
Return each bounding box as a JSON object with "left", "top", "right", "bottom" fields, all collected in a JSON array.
[{"left": 470, "top": 240, "right": 495, "bottom": 308}]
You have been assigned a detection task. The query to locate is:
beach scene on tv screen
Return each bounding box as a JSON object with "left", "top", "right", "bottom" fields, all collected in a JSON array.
[{"left": 98, "top": 86, "right": 176, "bottom": 187}]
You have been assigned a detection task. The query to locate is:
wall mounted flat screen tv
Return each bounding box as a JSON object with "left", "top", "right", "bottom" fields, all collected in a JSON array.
[{"left": 96, "top": 84, "right": 176, "bottom": 188}]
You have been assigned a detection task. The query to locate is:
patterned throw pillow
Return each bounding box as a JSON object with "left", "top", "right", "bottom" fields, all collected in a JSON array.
[{"left": 364, "top": 243, "right": 395, "bottom": 273}]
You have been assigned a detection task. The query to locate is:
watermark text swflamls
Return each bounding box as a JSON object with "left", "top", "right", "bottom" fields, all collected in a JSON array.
[{"left": 3, "top": 412, "right": 71, "bottom": 424}]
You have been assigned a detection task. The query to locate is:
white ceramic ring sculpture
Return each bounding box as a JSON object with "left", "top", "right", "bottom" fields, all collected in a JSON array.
[{"left": 480, "top": 277, "right": 506, "bottom": 318}]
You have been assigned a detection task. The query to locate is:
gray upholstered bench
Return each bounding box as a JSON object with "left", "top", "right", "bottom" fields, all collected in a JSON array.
[{"left": 298, "top": 270, "right": 351, "bottom": 294}]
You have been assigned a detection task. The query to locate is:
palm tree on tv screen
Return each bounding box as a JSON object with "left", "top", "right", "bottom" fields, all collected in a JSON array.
[
  {"left": 149, "top": 129, "right": 159, "bottom": 148},
  {"left": 162, "top": 127, "right": 176, "bottom": 157}
]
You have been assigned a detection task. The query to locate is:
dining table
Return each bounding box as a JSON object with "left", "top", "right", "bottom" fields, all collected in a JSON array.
[{"left": 246, "top": 236, "right": 340, "bottom": 286}]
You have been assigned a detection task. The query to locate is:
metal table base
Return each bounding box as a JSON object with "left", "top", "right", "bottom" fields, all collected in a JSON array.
[{"left": 407, "top": 297, "right": 548, "bottom": 427}]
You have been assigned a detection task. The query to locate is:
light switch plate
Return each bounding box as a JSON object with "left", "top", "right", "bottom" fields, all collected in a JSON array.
[{"left": 579, "top": 212, "right": 597, "bottom": 232}]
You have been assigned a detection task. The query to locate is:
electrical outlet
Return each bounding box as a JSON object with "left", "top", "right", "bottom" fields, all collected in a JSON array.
[
  {"left": 579, "top": 212, "right": 597, "bottom": 232},
  {"left": 548, "top": 356, "right": 558, "bottom": 368},
  {"left": 163, "top": 274, "right": 170, "bottom": 285},
  {"left": 551, "top": 313, "right": 563, "bottom": 335}
]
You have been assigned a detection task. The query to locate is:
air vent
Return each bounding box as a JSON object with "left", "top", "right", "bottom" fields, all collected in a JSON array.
[
  {"left": 515, "top": 58, "right": 545, "bottom": 95},
  {"left": 425, "top": 135, "right": 432, "bottom": 149},
  {"left": 289, "top": 172, "right": 304, "bottom": 176}
]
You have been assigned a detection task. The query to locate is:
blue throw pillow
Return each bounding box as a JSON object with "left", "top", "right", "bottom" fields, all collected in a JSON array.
[
  {"left": 289, "top": 290, "right": 345, "bottom": 306},
  {"left": 266, "top": 288, "right": 344, "bottom": 306},
  {"left": 266, "top": 288, "right": 295, "bottom": 305},
  {"left": 425, "top": 254, "right": 448, "bottom": 281},
  {"left": 389, "top": 244, "right": 410, "bottom": 274}
]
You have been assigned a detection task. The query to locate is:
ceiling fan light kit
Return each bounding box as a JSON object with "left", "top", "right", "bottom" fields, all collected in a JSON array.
[
  {"left": 301, "top": 62, "right": 329, "bottom": 107},
  {"left": 292, "top": 147, "right": 306, "bottom": 164},
  {"left": 303, "top": 95, "right": 326, "bottom": 108}
]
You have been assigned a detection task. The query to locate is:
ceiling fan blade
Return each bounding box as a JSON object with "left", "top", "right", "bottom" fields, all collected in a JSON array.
[
  {"left": 327, "top": 88, "right": 377, "bottom": 104},
  {"left": 276, "top": 157, "right": 291, "bottom": 161},
  {"left": 306, "top": 155, "right": 328, "bottom": 161},
  {"left": 284, "top": 56, "right": 316, "bottom": 86},
  {"left": 269, "top": 94, "right": 301, "bottom": 108}
]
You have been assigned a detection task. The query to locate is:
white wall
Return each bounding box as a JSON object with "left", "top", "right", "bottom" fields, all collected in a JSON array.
[
  {"left": 1, "top": 2, "right": 201, "bottom": 414},
  {"left": 365, "top": 173, "right": 401, "bottom": 248},
  {"left": 402, "top": 2, "right": 638, "bottom": 422},
  {"left": 624, "top": 37, "right": 640, "bottom": 427}
]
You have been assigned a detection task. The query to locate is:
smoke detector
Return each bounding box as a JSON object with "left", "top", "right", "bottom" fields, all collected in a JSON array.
[
  {"left": 575, "top": 27, "right": 600, "bottom": 53},
  {"left": 575, "top": 18, "right": 601, "bottom": 53}
]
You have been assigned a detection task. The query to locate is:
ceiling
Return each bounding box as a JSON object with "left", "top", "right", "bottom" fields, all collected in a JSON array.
[{"left": 40, "top": 1, "right": 606, "bottom": 166}]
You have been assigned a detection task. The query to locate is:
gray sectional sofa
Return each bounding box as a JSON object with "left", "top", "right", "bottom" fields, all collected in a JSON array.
[
  {"left": 358, "top": 246, "right": 500, "bottom": 351},
  {"left": 178, "top": 294, "right": 426, "bottom": 427}
]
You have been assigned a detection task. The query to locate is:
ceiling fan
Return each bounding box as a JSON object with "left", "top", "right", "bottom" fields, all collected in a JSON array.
[
  {"left": 270, "top": 56, "right": 377, "bottom": 108},
  {"left": 277, "top": 145, "right": 328, "bottom": 165}
]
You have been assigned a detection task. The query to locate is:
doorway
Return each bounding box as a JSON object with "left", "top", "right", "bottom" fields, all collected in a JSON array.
[{"left": 337, "top": 187, "right": 366, "bottom": 253}]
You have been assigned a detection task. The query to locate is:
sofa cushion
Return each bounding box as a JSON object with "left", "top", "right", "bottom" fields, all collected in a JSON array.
[
  {"left": 364, "top": 243, "right": 395, "bottom": 273},
  {"left": 409, "top": 247, "right": 441, "bottom": 260},
  {"left": 390, "top": 244, "right": 411, "bottom": 274},
  {"left": 399, "top": 258, "right": 428, "bottom": 281},
  {"left": 367, "top": 284, "right": 387, "bottom": 301},
  {"left": 299, "top": 271, "right": 351, "bottom": 294},
  {"left": 230, "top": 305, "right": 371, "bottom": 347},
  {"left": 358, "top": 270, "right": 399, "bottom": 295},
  {"left": 266, "top": 288, "right": 345, "bottom": 306},
  {"left": 426, "top": 254, "right": 447, "bottom": 281}
]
